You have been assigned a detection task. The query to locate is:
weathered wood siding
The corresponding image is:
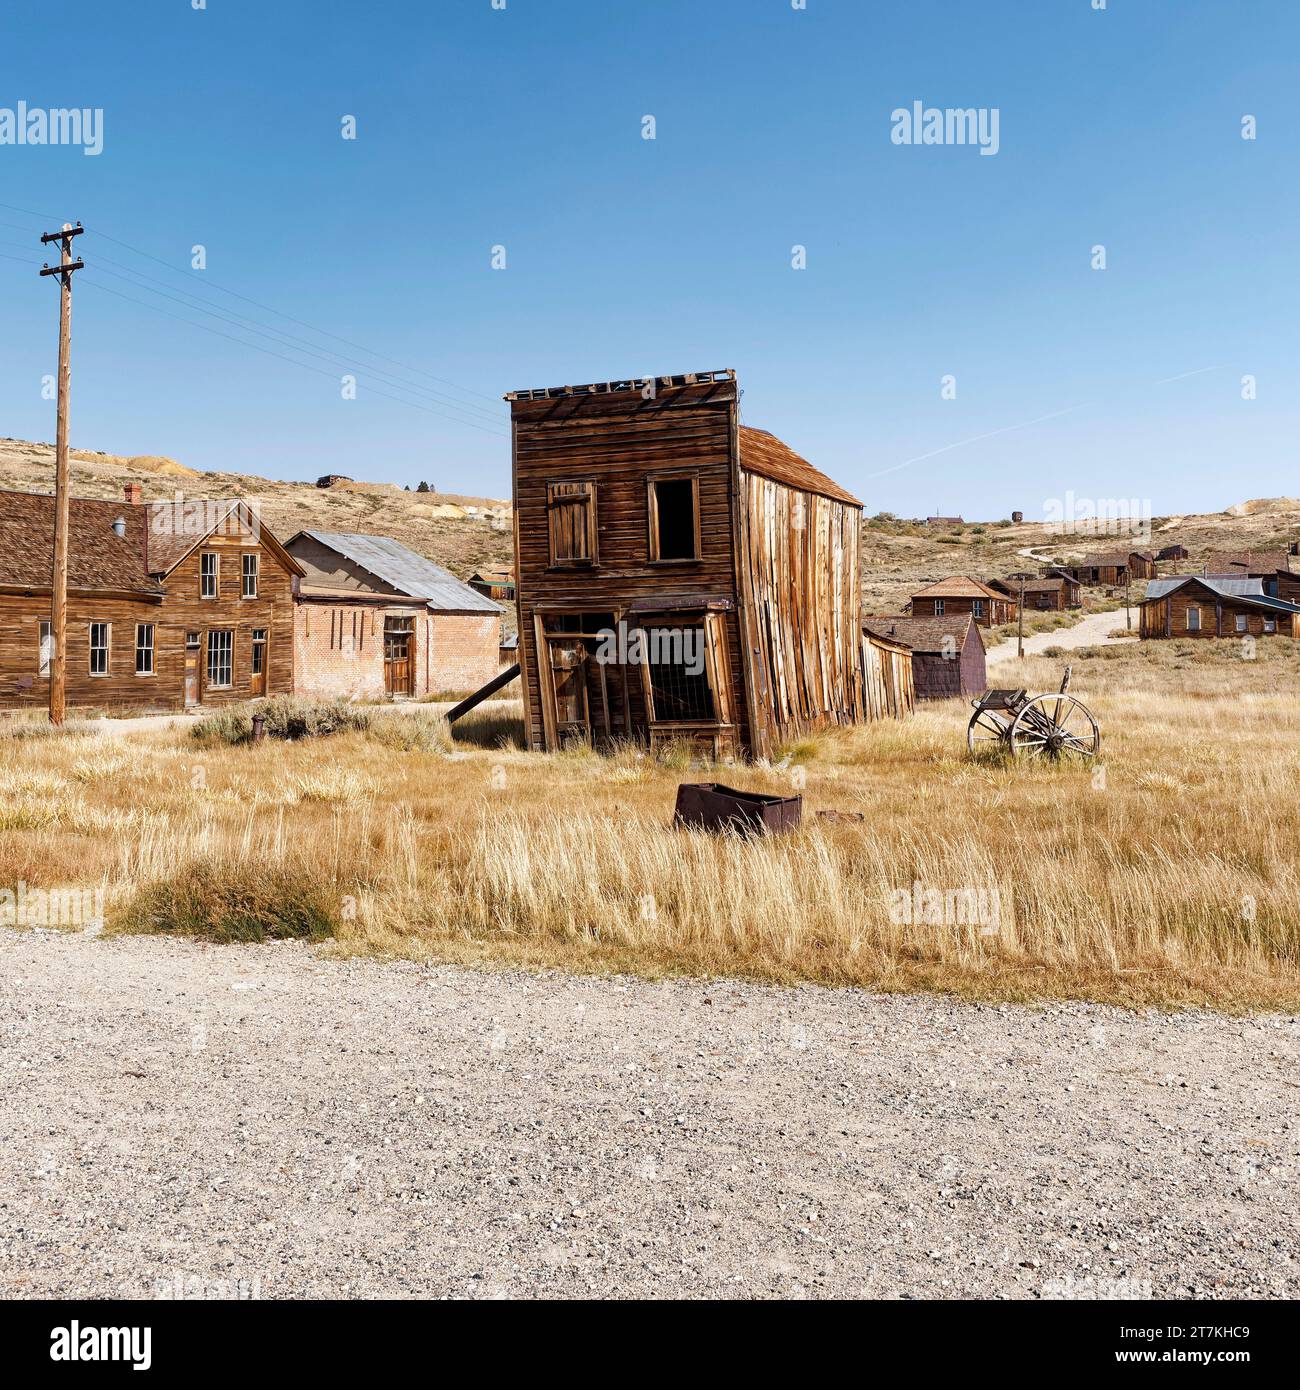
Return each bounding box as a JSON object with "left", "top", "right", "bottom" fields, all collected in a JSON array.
[
  {"left": 736, "top": 470, "right": 864, "bottom": 748},
  {"left": 511, "top": 381, "right": 745, "bottom": 751},
  {"left": 862, "top": 635, "right": 914, "bottom": 720},
  {"left": 1140, "top": 591, "right": 1298, "bottom": 639},
  {"left": 911, "top": 594, "right": 1014, "bottom": 627}
]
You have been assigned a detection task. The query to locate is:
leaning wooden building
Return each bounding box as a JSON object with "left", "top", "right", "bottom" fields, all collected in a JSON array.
[{"left": 506, "top": 370, "right": 865, "bottom": 759}]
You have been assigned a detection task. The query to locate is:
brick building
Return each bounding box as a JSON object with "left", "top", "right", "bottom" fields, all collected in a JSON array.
[{"left": 286, "top": 530, "right": 501, "bottom": 700}]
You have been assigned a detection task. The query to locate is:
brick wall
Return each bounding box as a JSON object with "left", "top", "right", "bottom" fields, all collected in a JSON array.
[{"left": 294, "top": 602, "right": 500, "bottom": 699}]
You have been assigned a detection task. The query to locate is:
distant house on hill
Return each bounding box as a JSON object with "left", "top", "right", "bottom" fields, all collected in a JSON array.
[
  {"left": 910, "top": 576, "right": 1015, "bottom": 627},
  {"left": 924, "top": 515, "right": 964, "bottom": 526},
  {"left": 286, "top": 530, "right": 501, "bottom": 699},
  {"left": 468, "top": 566, "right": 515, "bottom": 601},
  {"left": 1064, "top": 550, "right": 1153, "bottom": 586},
  {"left": 864, "top": 615, "right": 986, "bottom": 702},
  {"left": 1156, "top": 543, "right": 1188, "bottom": 562},
  {"left": 315, "top": 474, "right": 353, "bottom": 489},
  {"left": 989, "top": 572, "right": 1082, "bottom": 611},
  {"left": 1138, "top": 575, "right": 1300, "bottom": 639}
]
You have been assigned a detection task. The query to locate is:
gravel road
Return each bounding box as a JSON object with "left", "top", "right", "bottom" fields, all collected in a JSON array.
[
  {"left": 1, "top": 928, "right": 1295, "bottom": 1300},
  {"left": 986, "top": 609, "right": 1139, "bottom": 664}
]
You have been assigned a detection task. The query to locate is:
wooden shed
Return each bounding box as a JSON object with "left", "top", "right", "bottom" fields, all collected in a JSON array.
[
  {"left": 864, "top": 615, "right": 987, "bottom": 702},
  {"left": 506, "top": 369, "right": 865, "bottom": 759}
]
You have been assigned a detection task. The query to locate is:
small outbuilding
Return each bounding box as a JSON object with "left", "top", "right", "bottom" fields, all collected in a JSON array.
[
  {"left": 863, "top": 615, "right": 987, "bottom": 702},
  {"left": 287, "top": 530, "right": 501, "bottom": 699}
]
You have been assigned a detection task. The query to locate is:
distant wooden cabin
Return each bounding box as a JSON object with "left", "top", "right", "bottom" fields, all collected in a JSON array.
[
  {"left": 1156, "top": 543, "right": 1188, "bottom": 563},
  {"left": 468, "top": 566, "right": 515, "bottom": 601},
  {"left": 286, "top": 530, "right": 501, "bottom": 699},
  {"left": 1066, "top": 550, "right": 1154, "bottom": 586},
  {"left": 0, "top": 485, "right": 300, "bottom": 711},
  {"left": 991, "top": 572, "right": 1081, "bottom": 611},
  {"left": 1139, "top": 576, "right": 1300, "bottom": 639},
  {"left": 506, "top": 369, "right": 866, "bottom": 760},
  {"left": 910, "top": 576, "right": 1015, "bottom": 628},
  {"left": 924, "top": 515, "right": 964, "bottom": 527},
  {"left": 864, "top": 615, "right": 986, "bottom": 701}
]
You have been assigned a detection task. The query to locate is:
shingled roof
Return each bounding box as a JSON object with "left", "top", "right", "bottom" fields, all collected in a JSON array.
[
  {"left": 1205, "top": 550, "right": 1292, "bottom": 575},
  {"left": 738, "top": 427, "right": 861, "bottom": 508},
  {"left": 863, "top": 613, "right": 984, "bottom": 654},
  {"left": 910, "top": 576, "right": 1008, "bottom": 601},
  {"left": 0, "top": 490, "right": 160, "bottom": 594}
]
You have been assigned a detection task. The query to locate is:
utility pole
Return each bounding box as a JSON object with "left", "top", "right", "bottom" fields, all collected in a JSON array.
[
  {"left": 1010, "top": 570, "right": 1032, "bottom": 659},
  {"left": 39, "top": 223, "right": 84, "bottom": 727}
]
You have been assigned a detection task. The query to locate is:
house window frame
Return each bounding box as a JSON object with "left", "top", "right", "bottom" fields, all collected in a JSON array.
[
  {"left": 934, "top": 598, "right": 946, "bottom": 616},
  {"left": 971, "top": 598, "right": 984, "bottom": 619},
  {"left": 251, "top": 628, "right": 268, "bottom": 675},
  {"left": 1234, "top": 613, "right": 1248, "bottom": 633},
  {"left": 135, "top": 623, "right": 155, "bottom": 676},
  {"left": 1264, "top": 617, "right": 1277, "bottom": 634},
  {"left": 546, "top": 480, "right": 598, "bottom": 568},
  {"left": 646, "top": 471, "right": 702, "bottom": 565},
  {"left": 200, "top": 551, "right": 219, "bottom": 599},
  {"left": 206, "top": 628, "right": 234, "bottom": 689},
  {"left": 241, "top": 552, "right": 259, "bottom": 599},
  {"left": 1186, "top": 606, "right": 1201, "bottom": 632},
  {"left": 38, "top": 620, "right": 52, "bottom": 678},
  {"left": 89, "top": 621, "right": 111, "bottom": 677}
]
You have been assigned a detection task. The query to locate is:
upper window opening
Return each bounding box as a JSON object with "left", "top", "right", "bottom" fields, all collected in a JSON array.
[{"left": 648, "top": 476, "right": 699, "bottom": 562}]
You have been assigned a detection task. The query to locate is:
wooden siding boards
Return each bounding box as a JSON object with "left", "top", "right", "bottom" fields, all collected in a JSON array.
[
  {"left": 508, "top": 373, "right": 870, "bottom": 758},
  {"left": 0, "top": 492, "right": 299, "bottom": 710}
]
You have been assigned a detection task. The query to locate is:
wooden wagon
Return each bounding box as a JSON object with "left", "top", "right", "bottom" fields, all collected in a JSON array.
[{"left": 966, "top": 668, "right": 1100, "bottom": 760}]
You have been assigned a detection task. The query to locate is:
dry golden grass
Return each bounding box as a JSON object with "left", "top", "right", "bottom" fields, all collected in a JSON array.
[{"left": 2, "top": 641, "right": 1298, "bottom": 1012}]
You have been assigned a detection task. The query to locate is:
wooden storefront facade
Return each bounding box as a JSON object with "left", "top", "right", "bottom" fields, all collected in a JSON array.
[{"left": 507, "top": 370, "right": 868, "bottom": 760}]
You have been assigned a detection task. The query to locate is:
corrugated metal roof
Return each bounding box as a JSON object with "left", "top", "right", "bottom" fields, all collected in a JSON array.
[{"left": 292, "top": 530, "right": 502, "bottom": 613}]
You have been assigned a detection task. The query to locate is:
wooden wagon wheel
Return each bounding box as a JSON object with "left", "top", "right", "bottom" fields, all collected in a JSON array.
[
  {"left": 1008, "top": 693, "right": 1100, "bottom": 761},
  {"left": 966, "top": 707, "right": 1012, "bottom": 754}
]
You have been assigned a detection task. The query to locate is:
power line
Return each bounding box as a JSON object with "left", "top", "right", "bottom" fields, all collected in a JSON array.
[
  {"left": 76, "top": 276, "right": 508, "bottom": 436},
  {"left": 0, "top": 200, "right": 504, "bottom": 412}
]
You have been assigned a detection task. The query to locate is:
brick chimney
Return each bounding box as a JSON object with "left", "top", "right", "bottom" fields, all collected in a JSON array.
[{"left": 123, "top": 482, "right": 142, "bottom": 505}]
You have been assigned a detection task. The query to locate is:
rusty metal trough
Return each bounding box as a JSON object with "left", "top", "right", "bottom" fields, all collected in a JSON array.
[{"left": 673, "top": 782, "right": 803, "bottom": 836}]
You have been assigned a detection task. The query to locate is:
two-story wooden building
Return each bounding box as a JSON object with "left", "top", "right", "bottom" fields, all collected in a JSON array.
[
  {"left": 0, "top": 485, "right": 300, "bottom": 711},
  {"left": 506, "top": 370, "right": 865, "bottom": 760}
]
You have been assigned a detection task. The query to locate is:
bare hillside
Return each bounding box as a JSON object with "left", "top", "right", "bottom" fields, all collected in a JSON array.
[{"left": 0, "top": 437, "right": 514, "bottom": 583}]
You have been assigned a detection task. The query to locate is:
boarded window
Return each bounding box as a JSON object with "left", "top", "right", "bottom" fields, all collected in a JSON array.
[
  {"left": 135, "top": 623, "right": 155, "bottom": 675},
  {"left": 207, "top": 629, "right": 233, "bottom": 687},
  {"left": 242, "top": 552, "right": 259, "bottom": 598},
  {"left": 89, "top": 622, "right": 110, "bottom": 676},
  {"left": 547, "top": 481, "right": 597, "bottom": 565},
  {"left": 647, "top": 475, "right": 700, "bottom": 561},
  {"left": 38, "top": 621, "right": 52, "bottom": 677},
  {"left": 200, "top": 552, "right": 219, "bottom": 598}
]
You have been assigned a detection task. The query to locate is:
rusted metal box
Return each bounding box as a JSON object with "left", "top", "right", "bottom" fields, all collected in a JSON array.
[{"left": 673, "top": 782, "right": 802, "bottom": 836}]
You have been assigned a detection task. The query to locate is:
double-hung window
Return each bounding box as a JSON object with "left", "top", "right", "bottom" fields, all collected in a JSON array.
[
  {"left": 89, "top": 622, "right": 110, "bottom": 676},
  {"left": 207, "top": 629, "right": 233, "bottom": 688},
  {"left": 135, "top": 623, "right": 155, "bottom": 675},
  {"left": 200, "top": 552, "right": 219, "bottom": 599},
  {"left": 242, "top": 553, "right": 259, "bottom": 598}
]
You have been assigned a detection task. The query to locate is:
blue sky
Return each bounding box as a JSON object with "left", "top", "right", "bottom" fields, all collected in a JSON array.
[{"left": 0, "top": 0, "right": 1296, "bottom": 518}]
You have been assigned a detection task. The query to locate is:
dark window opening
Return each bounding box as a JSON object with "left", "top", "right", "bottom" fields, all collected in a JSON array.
[
  {"left": 650, "top": 477, "right": 698, "bottom": 561},
  {"left": 646, "top": 624, "right": 713, "bottom": 722}
]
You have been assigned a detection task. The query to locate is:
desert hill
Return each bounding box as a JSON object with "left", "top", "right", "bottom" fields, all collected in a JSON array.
[{"left": 2, "top": 436, "right": 1296, "bottom": 618}]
